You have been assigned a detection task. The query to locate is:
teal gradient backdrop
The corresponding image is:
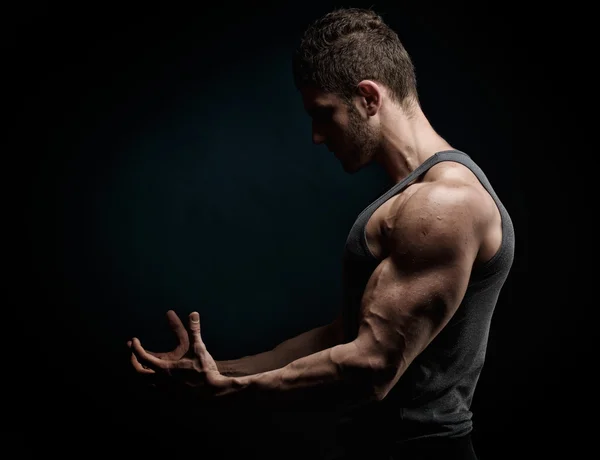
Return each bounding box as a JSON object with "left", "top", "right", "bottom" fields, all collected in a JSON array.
[{"left": 14, "top": 3, "right": 525, "bottom": 458}]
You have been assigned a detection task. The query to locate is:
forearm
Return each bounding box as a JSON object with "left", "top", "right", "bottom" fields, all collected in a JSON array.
[
  {"left": 214, "top": 341, "right": 378, "bottom": 412},
  {"left": 216, "top": 321, "right": 340, "bottom": 377}
]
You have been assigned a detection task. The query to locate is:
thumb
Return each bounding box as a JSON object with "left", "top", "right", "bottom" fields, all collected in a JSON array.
[{"left": 189, "top": 311, "right": 203, "bottom": 347}]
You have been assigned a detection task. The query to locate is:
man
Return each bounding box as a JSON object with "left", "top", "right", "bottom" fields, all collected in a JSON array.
[{"left": 128, "top": 7, "right": 514, "bottom": 460}]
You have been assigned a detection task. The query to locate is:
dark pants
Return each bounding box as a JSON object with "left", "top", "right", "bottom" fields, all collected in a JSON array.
[
  {"left": 330, "top": 434, "right": 478, "bottom": 460},
  {"left": 389, "top": 434, "right": 478, "bottom": 460}
]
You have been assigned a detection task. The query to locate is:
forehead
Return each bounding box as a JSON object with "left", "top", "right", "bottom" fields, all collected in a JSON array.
[{"left": 300, "top": 86, "right": 343, "bottom": 112}]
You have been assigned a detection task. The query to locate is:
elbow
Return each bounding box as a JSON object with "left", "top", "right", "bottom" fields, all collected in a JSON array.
[
  {"left": 359, "top": 349, "right": 406, "bottom": 402},
  {"left": 334, "top": 343, "right": 398, "bottom": 403},
  {"left": 372, "top": 382, "right": 393, "bottom": 402},
  {"left": 353, "top": 354, "right": 398, "bottom": 402},
  {"left": 370, "top": 362, "right": 398, "bottom": 401}
]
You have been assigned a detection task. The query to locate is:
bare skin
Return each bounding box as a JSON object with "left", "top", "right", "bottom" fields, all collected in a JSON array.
[{"left": 129, "top": 79, "right": 503, "bottom": 412}]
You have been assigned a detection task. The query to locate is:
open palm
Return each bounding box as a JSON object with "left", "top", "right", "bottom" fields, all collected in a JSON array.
[{"left": 128, "top": 310, "right": 189, "bottom": 373}]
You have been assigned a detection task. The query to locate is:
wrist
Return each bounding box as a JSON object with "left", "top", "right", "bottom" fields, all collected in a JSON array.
[
  {"left": 213, "top": 373, "right": 252, "bottom": 403},
  {"left": 216, "top": 359, "right": 238, "bottom": 375}
]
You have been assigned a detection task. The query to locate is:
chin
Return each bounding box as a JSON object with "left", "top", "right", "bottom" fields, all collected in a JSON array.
[{"left": 341, "top": 161, "right": 361, "bottom": 174}]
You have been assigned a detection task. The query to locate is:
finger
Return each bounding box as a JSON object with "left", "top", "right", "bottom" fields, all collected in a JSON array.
[
  {"left": 131, "top": 337, "right": 176, "bottom": 373},
  {"left": 189, "top": 311, "right": 202, "bottom": 340},
  {"left": 166, "top": 310, "right": 190, "bottom": 354},
  {"left": 128, "top": 339, "right": 155, "bottom": 374},
  {"left": 128, "top": 339, "right": 158, "bottom": 371},
  {"left": 189, "top": 311, "right": 207, "bottom": 357},
  {"left": 130, "top": 351, "right": 155, "bottom": 374},
  {"left": 189, "top": 313, "right": 219, "bottom": 374},
  {"left": 147, "top": 350, "right": 170, "bottom": 359}
]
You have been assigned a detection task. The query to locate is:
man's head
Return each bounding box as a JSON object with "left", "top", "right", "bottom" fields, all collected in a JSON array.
[{"left": 292, "top": 8, "right": 420, "bottom": 173}]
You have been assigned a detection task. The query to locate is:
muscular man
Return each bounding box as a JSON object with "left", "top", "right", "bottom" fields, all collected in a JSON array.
[{"left": 128, "top": 7, "right": 514, "bottom": 460}]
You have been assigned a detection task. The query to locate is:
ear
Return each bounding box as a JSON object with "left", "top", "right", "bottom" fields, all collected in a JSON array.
[{"left": 356, "top": 80, "right": 382, "bottom": 116}]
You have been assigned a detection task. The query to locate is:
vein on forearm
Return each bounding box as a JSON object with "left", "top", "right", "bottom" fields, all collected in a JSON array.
[{"left": 216, "top": 343, "right": 378, "bottom": 412}]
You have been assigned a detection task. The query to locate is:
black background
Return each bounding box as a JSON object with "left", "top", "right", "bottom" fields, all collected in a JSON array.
[{"left": 7, "top": 2, "right": 572, "bottom": 459}]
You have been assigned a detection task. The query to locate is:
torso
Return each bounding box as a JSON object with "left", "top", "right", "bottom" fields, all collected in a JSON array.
[{"left": 365, "top": 161, "right": 503, "bottom": 266}]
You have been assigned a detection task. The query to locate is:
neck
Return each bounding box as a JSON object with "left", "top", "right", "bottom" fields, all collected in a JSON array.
[{"left": 374, "top": 105, "right": 453, "bottom": 184}]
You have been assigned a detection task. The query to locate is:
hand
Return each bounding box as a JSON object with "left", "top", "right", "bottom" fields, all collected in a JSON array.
[
  {"left": 128, "top": 310, "right": 189, "bottom": 375},
  {"left": 129, "top": 311, "right": 227, "bottom": 398}
]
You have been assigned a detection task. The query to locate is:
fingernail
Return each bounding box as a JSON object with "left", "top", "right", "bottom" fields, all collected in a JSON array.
[{"left": 190, "top": 312, "right": 199, "bottom": 322}]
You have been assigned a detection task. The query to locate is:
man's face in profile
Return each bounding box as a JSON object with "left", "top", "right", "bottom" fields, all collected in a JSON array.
[{"left": 300, "top": 86, "right": 379, "bottom": 174}]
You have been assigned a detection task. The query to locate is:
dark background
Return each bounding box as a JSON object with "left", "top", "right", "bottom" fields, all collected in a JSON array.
[{"left": 6, "top": 1, "right": 565, "bottom": 458}]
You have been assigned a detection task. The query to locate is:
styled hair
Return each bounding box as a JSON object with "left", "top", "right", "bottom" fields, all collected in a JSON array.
[{"left": 292, "top": 7, "right": 419, "bottom": 113}]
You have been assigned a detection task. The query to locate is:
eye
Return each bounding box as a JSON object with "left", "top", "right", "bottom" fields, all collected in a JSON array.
[{"left": 311, "top": 107, "right": 332, "bottom": 121}]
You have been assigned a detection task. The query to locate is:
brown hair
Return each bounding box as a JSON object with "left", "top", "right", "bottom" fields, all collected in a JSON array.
[{"left": 292, "top": 7, "right": 419, "bottom": 113}]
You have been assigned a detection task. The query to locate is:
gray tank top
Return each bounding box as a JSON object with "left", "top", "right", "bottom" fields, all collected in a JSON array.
[{"left": 337, "top": 149, "right": 515, "bottom": 445}]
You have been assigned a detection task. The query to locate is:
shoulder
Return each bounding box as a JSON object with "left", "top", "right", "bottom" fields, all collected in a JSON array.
[
  {"left": 403, "top": 179, "right": 492, "bottom": 228},
  {"left": 386, "top": 180, "right": 493, "bottom": 265}
]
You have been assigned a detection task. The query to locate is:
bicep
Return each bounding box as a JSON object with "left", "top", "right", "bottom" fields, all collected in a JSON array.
[
  {"left": 355, "top": 253, "right": 472, "bottom": 372},
  {"left": 353, "top": 187, "right": 484, "bottom": 393}
]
